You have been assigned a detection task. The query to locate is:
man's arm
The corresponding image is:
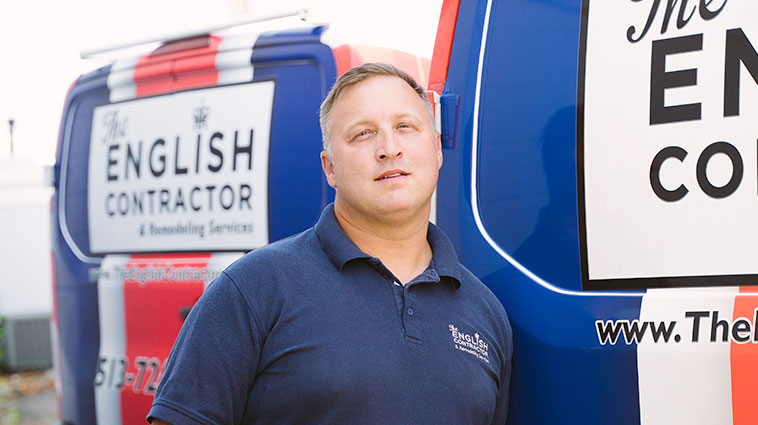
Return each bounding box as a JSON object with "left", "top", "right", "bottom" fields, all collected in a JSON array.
[
  {"left": 147, "top": 272, "right": 263, "bottom": 423},
  {"left": 490, "top": 311, "right": 514, "bottom": 425},
  {"left": 151, "top": 420, "right": 170, "bottom": 425}
]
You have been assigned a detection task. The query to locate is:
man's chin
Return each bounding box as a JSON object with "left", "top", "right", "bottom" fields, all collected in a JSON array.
[
  {"left": 335, "top": 193, "right": 432, "bottom": 222},
  {"left": 372, "top": 199, "right": 430, "bottom": 221}
]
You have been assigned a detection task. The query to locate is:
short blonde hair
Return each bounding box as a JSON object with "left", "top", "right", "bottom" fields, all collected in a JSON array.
[{"left": 319, "top": 63, "right": 434, "bottom": 157}]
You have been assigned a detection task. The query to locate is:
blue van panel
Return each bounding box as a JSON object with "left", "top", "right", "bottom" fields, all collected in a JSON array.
[
  {"left": 255, "top": 25, "right": 328, "bottom": 48},
  {"left": 436, "top": 1, "right": 643, "bottom": 423},
  {"left": 53, "top": 69, "right": 112, "bottom": 425},
  {"left": 476, "top": 0, "right": 583, "bottom": 290},
  {"left": 251, "top": 35, "right": 337, "bottom": 241},
  {"left": 60, "top": 77, "right": 111, "bottom": 259}
]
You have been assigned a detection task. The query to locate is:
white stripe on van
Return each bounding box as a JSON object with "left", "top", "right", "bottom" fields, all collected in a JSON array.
[
  {"left": 637, "top": 287, "right": 737, "bottom": 425},
  {"left": 216, "top": 34, "right": 258, "bottom": 86},
  {"left": 107, "top": 56, "right": 140, "bottom": 103},
  {"left": 94, "top": 254, "right": 130, "bottom": 425}
]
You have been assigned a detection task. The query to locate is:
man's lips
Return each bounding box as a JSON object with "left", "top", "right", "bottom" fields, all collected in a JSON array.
[{"left": 375, "top": 169, "right": 410, "bottom": 181}]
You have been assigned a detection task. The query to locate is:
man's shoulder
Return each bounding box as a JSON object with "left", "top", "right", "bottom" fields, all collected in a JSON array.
[
  {"left": 223, "top": 227, "right": 324, "bottom": 282},
  {"left": 456, "top": 265, "right": 512, "bottom": 338},
  {"left": 204, "top": 227, "right": 325, "bottom": 318},
  {"left": 457, "top": 265, "right": 499, "bottom": 302}
]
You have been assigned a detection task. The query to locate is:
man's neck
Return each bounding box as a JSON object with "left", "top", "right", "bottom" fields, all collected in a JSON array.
[{"left": 333, "top": 201, "right": 433, "bottom": 284}]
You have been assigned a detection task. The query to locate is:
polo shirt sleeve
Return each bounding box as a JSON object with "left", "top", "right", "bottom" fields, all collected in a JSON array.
[
  {"left": 490, "top": 309, "right": 514, "bottom": 425},
  {"left": 148, "top": 271, "right": 263, "bottom": 424}
]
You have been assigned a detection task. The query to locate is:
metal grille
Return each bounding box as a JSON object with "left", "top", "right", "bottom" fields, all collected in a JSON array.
[{"left": 2, "top": 314, "right": 53, "bottom": 371}]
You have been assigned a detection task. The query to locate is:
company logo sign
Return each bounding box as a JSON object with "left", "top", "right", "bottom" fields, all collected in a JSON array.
[
  {"left": 578, "top": 0, "right": 758, "bottom": 289},
  {"left": 87, "top": 81, "right": 275, "bottom": 253}
]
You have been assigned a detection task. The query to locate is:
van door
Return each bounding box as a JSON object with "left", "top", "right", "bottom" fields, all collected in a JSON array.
[
  {"left": 434, "top": 0, "right": 758, "bottom": 424},
  {"left": 53, "top": 27, "right": 337, "bottom": 425}
]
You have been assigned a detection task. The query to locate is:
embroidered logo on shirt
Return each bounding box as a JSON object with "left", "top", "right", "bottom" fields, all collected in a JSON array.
[{"left": 449, "top": 324, "right": 490, "bottom": 364}]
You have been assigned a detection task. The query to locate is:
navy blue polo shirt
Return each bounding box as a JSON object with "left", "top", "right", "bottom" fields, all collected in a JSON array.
[{"left": 148, "top": 204, "right": 512, "bottom": 425}]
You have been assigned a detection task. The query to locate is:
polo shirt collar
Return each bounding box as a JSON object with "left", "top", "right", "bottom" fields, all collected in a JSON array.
[
  {"left": 314, "top": 204, "right": 462, "bottom": 289},
  {"left": 315, "top": 204, "right": 371, "bottom": 268},
  {"left": 425, "top": 220, "right": 462, "bottom": 289}
]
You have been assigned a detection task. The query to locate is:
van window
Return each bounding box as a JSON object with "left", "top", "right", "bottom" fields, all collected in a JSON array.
[
  {"left": 473, "top": 1, "right": 584, "bottom": 291},
  {"left": 61, "top": 85, "right": 111, "bottom": 256}
]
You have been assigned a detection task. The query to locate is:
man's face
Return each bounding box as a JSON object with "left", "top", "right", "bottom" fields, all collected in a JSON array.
[{"left": 321, "top": 75, "right": 442, "bottom": 222}]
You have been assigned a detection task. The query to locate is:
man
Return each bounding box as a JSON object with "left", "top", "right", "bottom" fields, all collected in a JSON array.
[{"left": 148, "top": 63, "right": 512, "bottom": 425}]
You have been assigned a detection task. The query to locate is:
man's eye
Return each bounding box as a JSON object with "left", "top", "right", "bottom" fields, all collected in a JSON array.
[{"left": 351, "top": 130, "right": 372, "bottom": 141}]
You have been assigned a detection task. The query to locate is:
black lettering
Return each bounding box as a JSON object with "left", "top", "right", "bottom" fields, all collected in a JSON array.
[
  {"left": 233, "top": 130, "right": 254, "bottom": 171},
  {"left": 621, "top": 321, "right": 649, "bottom": 344},
  {"left": 205, "top": 185, "right": 216, "bottom": 211},
  {"left": 628, "top": 0, "right": 726, "bottom": 43},
  {"left": 146, "top": 190, "right": 156, "bottom": 214},
  {"left": 174, "top": 136, "right": 188, "bottom": 175},
  {"left": 674, "top": 0, "right": 697, "bottom": 30},
  {"left": 648, "top": 320, "right": 677, "bottom": 342},
  {"left": 651, "top": 34, "right": 703, "bottom": 124},
  {"left": 159, "top": 190, "right": 170, "bottom": 213},
  {"left": 195, "top": 134, "right": 201, "bottom": 174},
  {"left": 628, "top": 0, "right": 661, "bottom": 43},
  {"left": 190, "top": 186, "right": 202, "bottom": 211},
  {"left": 174, "top": 188, "right": 186, "bottom": 212},
  {"left": 685, "top": 311, "right": 709, "bottom": 342},
  {"left": 118, "top": 193, "right": 129, "bottom": 216},
  {"left": 220, "top": 185, "right": 234, "bottom": 210},
  {"left": 106, "top": 193, "right": 116, "bottom": 216},
  {"left": 650, "top": 146, "right": 689, "bottom": 201},
  {"left": 627, "top": 0, "right": 695, "bottom": 43},
  {"left": 596, "top": 320, "right": 623, "bottom": 345},
  {"left": 710, "top": 310, "right": 729, "bottom": 342},
  {"left": 239, "top": 184, "right": 252, "bottom": 209},
  {"left": 126, "top": 142, "right": 142, "bottom": 180},
  {"left": 699, "top": 0, "right": 727, "bottom": 20},
  {"left": 208, "top": 132, "right": 223, "bottom": 172},
  {"left": 107, "top": 145, "right": 119, "bottom": 181},
  {"left": 132, "top": 192, "right": 143, "bottom": 215},
  {"left": 724, "top": 28, "right": 758, "bottom": 117},
  {"left": 732, "top": 318, "right": 751, "bottom": 343},
  {"left": 150, "top": 139, "right": 167, "bottom": 177},
  {"left": 696, "top": 141, "right": 742, "bottom": 198},
  {"left": 660, "top": 0, "right": 696, "bottom": 34}
]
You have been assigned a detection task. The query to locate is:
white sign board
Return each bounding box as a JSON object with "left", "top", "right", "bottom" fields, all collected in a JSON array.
[
  {"left": 579, "top": 1, "right": 758, "bottom": 289},
  {"left": 88, "top": 81, "right": 275, "bottom": 253}
]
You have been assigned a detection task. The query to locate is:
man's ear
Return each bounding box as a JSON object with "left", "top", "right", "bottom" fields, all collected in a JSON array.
[{"left": 321, "top": 151, "right": 337, "bottom": 189}]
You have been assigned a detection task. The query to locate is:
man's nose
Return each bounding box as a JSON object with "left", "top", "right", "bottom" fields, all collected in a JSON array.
[{"left": 376, "top": 131, "right": 403, "bottom": 160}]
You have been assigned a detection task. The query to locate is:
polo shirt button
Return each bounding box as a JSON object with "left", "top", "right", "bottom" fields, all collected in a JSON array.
[{"left": 407, "top": 307, "right": 415, "bottom": 316}]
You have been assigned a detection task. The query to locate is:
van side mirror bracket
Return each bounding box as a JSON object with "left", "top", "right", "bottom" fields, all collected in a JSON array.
[{"left": 440, "top": 93, "right": 460, "bottom": 149}]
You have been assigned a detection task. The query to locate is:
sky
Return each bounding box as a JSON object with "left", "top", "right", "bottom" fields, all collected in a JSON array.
[{"left": 0, "top": 0, "right": 442, "bottom": 166}]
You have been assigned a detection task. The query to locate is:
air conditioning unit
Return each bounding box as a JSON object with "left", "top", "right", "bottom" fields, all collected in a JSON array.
[{"left": 2, "top": 313, "right": 53, "bottom": 371}]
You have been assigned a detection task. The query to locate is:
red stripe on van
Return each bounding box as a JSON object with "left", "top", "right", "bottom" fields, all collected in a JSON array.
[
  {"left": 134, "top": 36, "right": 223, "bottom": 98},
  {"left": 119, "top": 253, "right": 211, "bottom": 425},
  {"left": 730, "top": 286, "right": 758, "bottom": 425},
  {"left": 429, "top": 0, "right": 460, "bottom": 94}
]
